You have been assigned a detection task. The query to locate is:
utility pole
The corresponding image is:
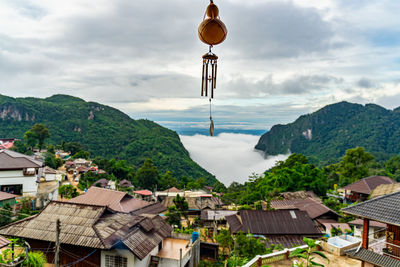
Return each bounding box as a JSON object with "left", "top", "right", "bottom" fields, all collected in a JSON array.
[
  {"left": 179, "top": 248, "right": 182, "bottom": 267},
  {"left": 55, "top": 219, "right": 61, "bottom": 267}
]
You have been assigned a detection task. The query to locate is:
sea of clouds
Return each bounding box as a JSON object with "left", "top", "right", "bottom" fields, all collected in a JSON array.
[{"left": 180, "top": 133, "right": 289, "bottom": 186}]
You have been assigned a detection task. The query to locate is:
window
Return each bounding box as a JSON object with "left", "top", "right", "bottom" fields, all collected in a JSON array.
[
  {"left": 1, "top": 184, "right": 23, "bottom": 195},
  {"left": 105, "top": 255, "right": 127, "bottom": 267}
]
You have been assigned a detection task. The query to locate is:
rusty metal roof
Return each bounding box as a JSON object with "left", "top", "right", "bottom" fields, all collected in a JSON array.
[
  {"left": 0, "top": 201, "right": 172, "bottom": 259},
  {"left": 226, "top": 210, "right": 321, "bottom": 235},
  {"left": 342, "top": 176, "right": 395, "bottom": 194},
  {"left": 69, "top": 187, "right": 152, "bottom": 213}
]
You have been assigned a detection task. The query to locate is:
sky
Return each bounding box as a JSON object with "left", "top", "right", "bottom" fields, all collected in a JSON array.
[
  {"left": 1, "top": 0, "right": 400, "bottom": 132},
  {"left": 180, "top": 133, "right": 288, "bottom": 185}
]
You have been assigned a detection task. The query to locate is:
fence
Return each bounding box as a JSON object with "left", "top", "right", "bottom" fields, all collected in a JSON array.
[{"left": 242, "top": 241, "right": 320, "bottom": 267}]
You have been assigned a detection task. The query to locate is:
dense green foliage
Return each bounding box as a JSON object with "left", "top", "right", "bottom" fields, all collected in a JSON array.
[
  {"left": 23, "top": 251, "right": 47, "bottom": 267},
  {"left": 256, "top": 101, "right": 400, "bottom": 164},
  {"left": 290, "top": 237, "right": 329, "bottom": 267},
  {"left": 44, "top": 153, "right": 63, "bottom": 170},
  {"left": 58, "top": 185, "right": 80, "bottom": 199},
  {"left": 135, "top": 158, "right": 160, "bottom": 190},
  {"left": 0, "top": 94, "right": 217, "bottom": 184}
]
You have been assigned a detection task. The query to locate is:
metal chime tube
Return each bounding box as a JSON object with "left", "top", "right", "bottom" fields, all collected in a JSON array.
[
  {"left": 205, "top": 61, "right": 208, "bottom": 97},
  {"left": 211, "top": 63, "right": 215, "bottom": 98},
  {"left": 201, "top": 61, "right": 206, "bottom": 96},
  {"left": 213, "top": 61, "right": 217, "bottom": 89}
]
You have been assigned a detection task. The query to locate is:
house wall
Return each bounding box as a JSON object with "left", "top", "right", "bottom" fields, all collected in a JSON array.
[
  {"left": 0, "top": 170, "right": 38, "bottom": 196},
  {"left": 44, "top": 173, "right": 56, "bottom": 181},
  {"left": 101, "top": 248, "right": 136, "bottom": 267},
  {"left": 386, "top": 224, "right": 400, "bottom": 257},
  {"left": 133, "top": 245, "right": 159, "bottom": 267}
]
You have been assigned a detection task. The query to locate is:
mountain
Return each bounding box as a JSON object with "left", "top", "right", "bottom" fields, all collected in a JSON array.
[
  {"left": 0, "top": 94, "right": 217, "bottom": 184},
  {"left": 255, "top": 101, "right": 400, "bottom": 164}
]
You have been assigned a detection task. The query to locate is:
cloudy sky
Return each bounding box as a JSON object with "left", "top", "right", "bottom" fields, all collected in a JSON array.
[{"left": 1, "top": 0, "right": 400, "bottom": 132}]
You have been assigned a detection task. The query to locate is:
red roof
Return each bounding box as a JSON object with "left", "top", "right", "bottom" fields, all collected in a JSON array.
[
  {"left": 0, "top": 191, "right": 17, "bottom": 202},
  {"left": 134, "top": 190, "right": 152, "bottom": 196},
  {"left": 342, "top": 176, "right": 395, "bottom": 194}
]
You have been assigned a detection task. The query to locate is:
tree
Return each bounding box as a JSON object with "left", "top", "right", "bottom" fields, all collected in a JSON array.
[
  {"left": 72, "top": 150, "right": 90, "bottom": 159},
  {"left": 173, "top": 194, "right": 189, "bottom": 219},
  {"left": 159, "top": 171, "right": 179, "bottom": 190},
  {"left": 23, "top": 251, "right": 47, "bottom": 267},
  {"left": 24, "top": 130, "right": 37, "bottom": 150},
  {"left": 290, "top": 237, "right": 329, "bottom": 267},
  {"left": 135, "top": 158, "right": 160, "bottom": 190},
  {"left": 215, "top": 229, "right": 234, "bottom": 256},
  {"left": 234, "top": 232, "right": 267, "bottom": 259},
  {"left": 29, "top": 124, "right": 50, "bottom": 151},
  {"left": 0, "top": 203, "right": 12, "bottom": 227},
  {"left": 58, "top": 185, "right": 79, "bottom": 199},
  {"left": 339, "top": 147, "right": 374, "bottom": 185},
  {"left": 63, "top": 142, "right": 85, "bottom": 155},
  {"left": 44, "top": 153, "right": 63, "bottom": 169},
  {"left": 166, "top": 206, "right": 181, "bottom": 228}
]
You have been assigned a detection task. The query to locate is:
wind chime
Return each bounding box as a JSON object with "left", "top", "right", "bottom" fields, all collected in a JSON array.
[{"left": 198, "top": 0, "right": 227, "bottom": 136}]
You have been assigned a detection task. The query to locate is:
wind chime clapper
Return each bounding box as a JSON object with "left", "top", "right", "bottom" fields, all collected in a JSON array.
[
  {"left": 201, "top": 51, "right": 218, "bottom": 99},
  {"left": 198, "top": 0, "right": 227, "bottom": 136}
]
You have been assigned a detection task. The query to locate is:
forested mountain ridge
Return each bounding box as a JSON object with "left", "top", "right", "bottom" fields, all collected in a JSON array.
[
  {"left": 0, "top": 94, "right": 217, "bottom": 183},
  {"left": 255, "top": 101, "right": 400, "bottom": 164}
]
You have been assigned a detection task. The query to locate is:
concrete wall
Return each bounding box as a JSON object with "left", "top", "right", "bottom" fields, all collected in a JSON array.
[
  {"left": 0, "top": 170, "right": 38, "bottom": 196},
  {"left": 44, "top": 173, "right": 56, "bottom": 181},
  {"left": 101, "top": 249, "right": 135, "bottom": 267}
]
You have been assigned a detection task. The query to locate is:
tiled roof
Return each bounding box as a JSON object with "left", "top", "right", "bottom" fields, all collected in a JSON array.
[
  {"left": 346, "top": 248, "right": 400, "bottom": 267},
  {"left": 342, "top": 176, "right": 395, "bottom": 194},
  {"left": 342, "top": 191, "right": 400, "bottom": 226},
  {"left": 270, "top": 197, "right": 338, "bottom": 219},
  {"left": 134, "top": 190, "right": 152, "bottom": 196},
  {"left": 69, "top": 187, "right": 152, "bottom": 213},
  {"left": 0, "top": 191, "right": 17, "bottom": 202},
  {"left": 0, "top": 149, "right": 42, "bottom": 170},
  {"left": 226, "top": 210, "right": 321, "bottom": 235},
  {"left": 0, "top": 202, "right": 171, "bottom": 260},
  {"left": 0, "top": 235, "right": 10, "bottom": 249}
]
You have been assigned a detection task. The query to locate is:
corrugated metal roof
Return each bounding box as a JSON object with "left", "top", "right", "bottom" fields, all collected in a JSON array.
[
  {"left": 131, "top": 202, "right": 167, "bottom": 215},
  {"left": 0, "top": 201, "right": 172, "bottom": 258},
  {"left": 227, "top": 210, "right": 321, "bottom": 235},
  {"left": 0, "top": 191, "right": 17, "bottom": 202},
  {"left": 69, "top": 187, "right": 152, "bottom": 213},
  {"left": 200, "top": 210, "right": 237, "bottom": 221},
  {"left": 270, "top": 197, "right": 338, "bottom": 219},
  {"left": 347, "top": 248, "right": 400, "bottom": 267},
  {"left": 0, "top": 235, "right": 10, "bottom": 249},
  {"left": 342, "top": 176, "right": 395, "bottom": 194}
]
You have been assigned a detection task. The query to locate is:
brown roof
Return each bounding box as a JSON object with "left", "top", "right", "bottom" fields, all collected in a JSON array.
[
  {"left": 0, "top": 202, "right": 172, "bottom": 260},
  {"left": 131, "top": 202, "right": 167, "bottom": 215},
  {"left": 0, "top": 235, "right": 10, "bottom": 249},
  {"left": 69, "top": 187, "right": 152, "bottom": 213},
  {"left": 43, "top": 166, "right": 57, "bottom": 174},
  {"left": 0, "top": 149, "right": 42, "bottom": 170},
  {"left": 162, "top": 196, "right": 223, "bottom": 210},
  {"left": 163, "top": 187, "right": 181, "bottom": 193},
  {"left": 348, "top": 219, "right": 386, "bottom": 228},
  {"left": 370, "top": 183, "right": 400, "bottom": 199},
  {"left": 265, "top": 235, "right": 307, "bottom": 248},
  {"left": 279, "top": 191, "right": 320, "bottom": 201},
  {"left": 270, "top": 197, "right": 338, "bottom": 219},
  {"left": 342, "top": 176, "right": 395, "bottom": 194},
  {"left": 118, "top": 179, "right": 133, "bottom": 188},
  {"left": 0, "top": 191, "right": 17, "bottom": 202},
  {"left": 226, "top": 210, "right": 321, "bottom": 235}
]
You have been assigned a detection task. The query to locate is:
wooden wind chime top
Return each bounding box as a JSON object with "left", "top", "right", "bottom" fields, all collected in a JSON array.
[{"left": 198, "top": 1, "right": 227, "bottom": 46}]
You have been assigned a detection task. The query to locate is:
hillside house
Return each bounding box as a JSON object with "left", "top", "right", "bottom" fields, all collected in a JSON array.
[
  {"left": 134, "top": 189, "right": 153, "bottom": 201},
  {"left": 341, "top": 176, "right": 395, "bottom": 202},
  {"left": 226, "top": 210, "right": 322, "bottom": 248},
  {"left": 270, "top": 197, "right": 349, "bottom": 234},
  {"left": 162, "top": 194, "right": 223, "bottom": 216},
  {"left": 0, "top": 149, "right": 43, "bottom": 196},
  {"left": 0, "top": 201, "right": 178, "bottom": 267},
  {"left": 348, "top": 219, "right": 386, "bottom": 241},
  {"left": 343, "top": 191, "right": 400, "bottom": 267},
  {"left": 69, "top": 187, "right": 166, "bottom": 214},
  {"left": 118, "top": 179, "right": 133, "bottom": 188}
]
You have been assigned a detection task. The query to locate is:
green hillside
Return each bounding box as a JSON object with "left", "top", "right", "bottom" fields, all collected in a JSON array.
[
  {"left": 0, "top": 94, "right": 217, "bottom": 184},
  {"left": 255, "top": 101, "right": 400, "bottom": 164}
]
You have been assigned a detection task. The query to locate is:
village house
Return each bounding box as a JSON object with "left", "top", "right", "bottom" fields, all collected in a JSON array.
[
  {"left": 162, "top": 194, "right": 223, "bottom": 216},
  {"left": 226, "top": 210, "right": 322, "bottom": 248},
  {"left": 270, "top": 197, "right": 350, "bottom": 235},
  {"left": 68, "top": 187, "right": 166, "bottom": 214},
  {"left": 0, "top": 138, "right": 16, "bottom": 150},
  {"left": 343, "top": 190, "right": 400, "bottom": 267},
  {"left": 340, "top": 176, "right": 395, "bottom": 202},
  {"left": 118, "top": 179, "right": 133, "bottom": 189},
  {"left": 348, "top": 219, "right": 386, "bottom": 241},
  {"left": 0, "top": 149, "right": 43, "bottom": 196},
  {"left": 134, "top": 189, "right": 154, "bottom": 201}
]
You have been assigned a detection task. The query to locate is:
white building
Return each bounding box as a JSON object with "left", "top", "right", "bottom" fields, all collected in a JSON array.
[{"left": 0, "top": 149, "right": 43, "bottom": 196}]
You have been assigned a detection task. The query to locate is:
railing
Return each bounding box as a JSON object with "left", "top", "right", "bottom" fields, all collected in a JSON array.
[{"left": 242, "top": 242, "right": 320, "bottom": 267}]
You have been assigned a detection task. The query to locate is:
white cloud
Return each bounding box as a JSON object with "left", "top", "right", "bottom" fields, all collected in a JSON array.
[{"left": 180, "top": 133, "right": 288, "bottom": 185}]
